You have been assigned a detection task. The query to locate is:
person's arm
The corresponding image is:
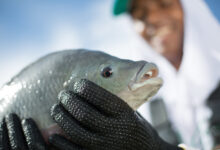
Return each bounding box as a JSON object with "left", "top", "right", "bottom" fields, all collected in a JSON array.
[
  {"left": 0, "top": 113, "right": 48, "bottom": 150},
  {"left": 49, "top": 79, "right": 183, "bottom": 150}
]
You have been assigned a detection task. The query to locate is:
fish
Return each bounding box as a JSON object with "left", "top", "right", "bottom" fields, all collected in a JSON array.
[{"left": 0, "top": 49, "right": 163, "bottom": 138}]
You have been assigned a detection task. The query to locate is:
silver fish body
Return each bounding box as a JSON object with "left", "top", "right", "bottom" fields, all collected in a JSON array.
[{"left": 0, "top": 49, "right": 162, "bottom": 131}]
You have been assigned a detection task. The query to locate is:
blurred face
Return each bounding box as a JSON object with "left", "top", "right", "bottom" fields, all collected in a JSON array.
[{"left": 130, "top": 0, "right": 184, "bottom": 69}]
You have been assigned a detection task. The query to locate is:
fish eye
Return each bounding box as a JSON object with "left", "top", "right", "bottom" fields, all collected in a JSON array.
[{"left": 101, "top": 67, "right": 113, "bottom": 78}]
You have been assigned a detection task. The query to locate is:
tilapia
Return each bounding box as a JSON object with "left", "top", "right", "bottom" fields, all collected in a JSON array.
[{"left": 0, "top": 49, "right": 162, "bottom": 137}]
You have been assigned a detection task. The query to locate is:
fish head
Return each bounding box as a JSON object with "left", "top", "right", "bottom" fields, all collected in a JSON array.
[{"left": 65, "top": 51, "right": 163, "bottom": 110}]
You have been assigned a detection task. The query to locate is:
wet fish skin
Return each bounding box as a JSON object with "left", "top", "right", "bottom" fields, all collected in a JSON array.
[{"left": 0, "top": 49, "right": 162, "bottom": 131}]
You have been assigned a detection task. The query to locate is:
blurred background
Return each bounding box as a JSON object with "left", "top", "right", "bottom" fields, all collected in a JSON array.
[
  {"left": 0, "top": 0, "right": 138, "bottom": 85},
  {"left": 0, "top": 0, "right": 219, "bottom": 85}
]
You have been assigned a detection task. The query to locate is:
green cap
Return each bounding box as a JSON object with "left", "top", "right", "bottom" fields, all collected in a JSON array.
[{"left": 113, "top": 0, "right": 132, "bottom": 16}]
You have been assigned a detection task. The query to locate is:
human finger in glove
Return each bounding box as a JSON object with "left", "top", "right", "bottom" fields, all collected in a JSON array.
[
  {"left": 0, "top": 113, "right": 48, "bottom": 150},
  {"left": 0, "top": 113, "right": 80, "bottom": 150},
  {"left": 49, "top": 79, "right": 183, "bottom": 150}
]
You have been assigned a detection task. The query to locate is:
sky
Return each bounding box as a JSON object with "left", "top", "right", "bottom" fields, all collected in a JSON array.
[
  {"left": 0, "top": 0, "right": 136, "bottom": 85},
  {"left": 204, "top": 0, "right": 220, "bottom": 21}
]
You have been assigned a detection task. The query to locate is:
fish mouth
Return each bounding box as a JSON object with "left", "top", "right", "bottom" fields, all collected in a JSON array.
[
  {"left": 120, "top": 62, "right": 163, "bottom": 110},
  {"left": 129, "top": 77, "right": 163, "bottom": 91},
  {"left": 128, "top": 62, "right": 163, "bottom": 91}
]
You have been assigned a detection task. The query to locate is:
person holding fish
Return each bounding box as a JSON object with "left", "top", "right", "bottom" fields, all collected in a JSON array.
[
  {"left": 0, "top": 0, "right": 219, "bottom": 150},
  {"left": 108, "top": 0, "right": 219, "bottom": 149}
]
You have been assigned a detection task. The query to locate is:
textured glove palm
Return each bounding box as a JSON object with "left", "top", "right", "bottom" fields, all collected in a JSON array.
[{"left": 50, "top": 79, "right": 182, "bottom": 150}]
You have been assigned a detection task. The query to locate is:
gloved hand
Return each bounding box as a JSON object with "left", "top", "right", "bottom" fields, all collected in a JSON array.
[
  {"left": 49, "top": 79, "right": 183, "bottom": 150},
  {"left": 0, "top": 113, "right": 48, "bottom": 150}
]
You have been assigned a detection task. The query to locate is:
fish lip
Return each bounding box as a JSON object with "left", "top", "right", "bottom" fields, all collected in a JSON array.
[
  {"left": 134, "top": 62, "right": 146, "bottom": 83},
  {"left": 128, "top": 63, "right": 145, "bottom": 91},
  {"left": 128, "top": 62, "right": 147, "bottom": 89},
  {"left": 128, "top": 77, "right": 163, "bottom": 91},
  {"left": 128, "top": 62, "right": 161, "bottom": 91}
]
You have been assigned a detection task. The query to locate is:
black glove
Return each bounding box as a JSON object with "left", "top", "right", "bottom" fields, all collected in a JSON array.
[
  {"left": 49, "top": 79, "right": 182, "bottom": 150},
  {"left": 0, "top": 113, "right": 48, "bottom": 150}
]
